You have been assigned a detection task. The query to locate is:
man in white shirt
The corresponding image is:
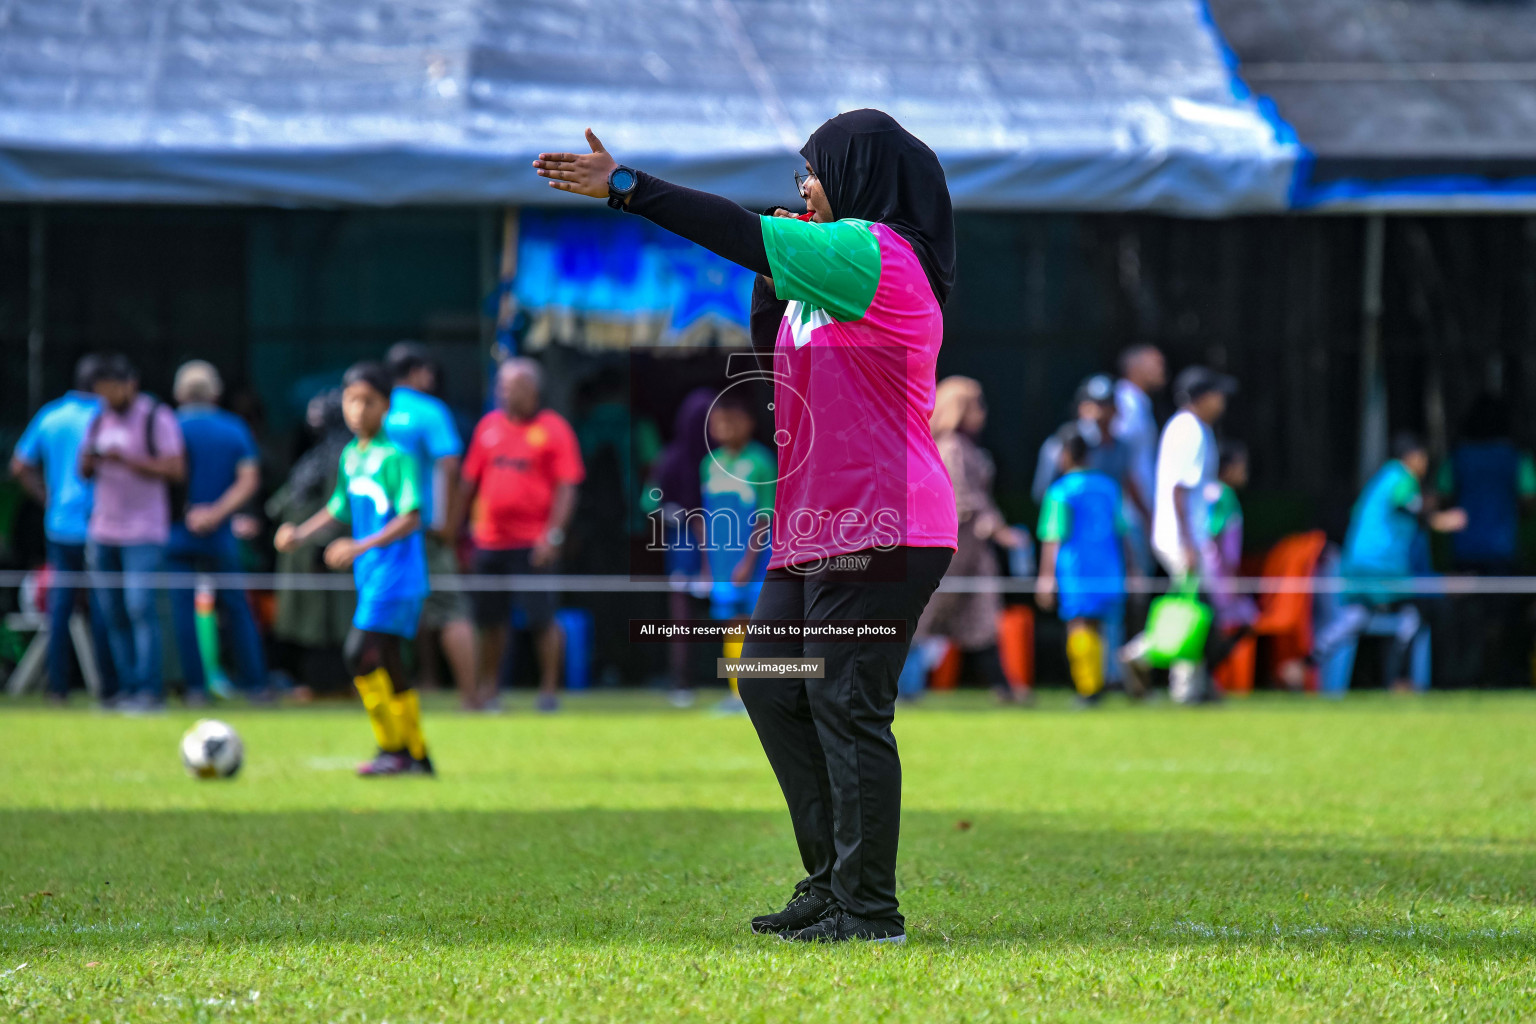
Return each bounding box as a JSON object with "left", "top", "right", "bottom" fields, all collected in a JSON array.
[
  {"left": 1113, "top": 346, "right": 1165, "bottom": 572},
  {"left": 1124, "top": 366, "right": 1236, "bottom": 703},
  {"left": 1152, "top": 367, "right": 1234, "bottom": 576}
]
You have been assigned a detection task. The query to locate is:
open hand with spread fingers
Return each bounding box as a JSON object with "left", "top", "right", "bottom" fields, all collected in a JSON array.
[{"left": 533, "top": 129, "right": 619, "bottom": 199}]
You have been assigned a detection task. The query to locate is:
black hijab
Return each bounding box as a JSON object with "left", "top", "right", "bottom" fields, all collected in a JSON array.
[{"left": 801, "top": 109, "right": 956, "bottom": 307}]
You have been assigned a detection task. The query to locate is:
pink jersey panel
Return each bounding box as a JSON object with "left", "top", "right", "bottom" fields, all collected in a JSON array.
[{"left": 769, "top": 223, "right": 957, "bottom": 569}]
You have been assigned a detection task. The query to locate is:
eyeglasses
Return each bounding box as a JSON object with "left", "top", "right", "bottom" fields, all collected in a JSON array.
[{"left": 794, "top": 169, "right": 816, "bottom": 191}]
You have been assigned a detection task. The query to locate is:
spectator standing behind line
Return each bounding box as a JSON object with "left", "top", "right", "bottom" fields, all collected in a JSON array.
[
  {"left": 1437, "top": 396, "right": 1536, "bottom": 687},
  {"left": 9, "top": 355, "right": 119, "bottom": 705},
  {"left": 1438, "top": 397, "right": 1534, "bottom": 573},
  {"left": 1205, "top": 441, "right": 1258, "bottom": 637},
  {"left": 1312, "top": 433, "right": 1466, "bottom": 692},
  {"left": 1113, "top": 345, "right": 1167, "bottom": 574},
  {"left": 1033, "top": 375, "right": 1146, "bottom": 517},
  {"left": 265, "top": 389, "right": 355, "bottom": 695},
  {"left": 165, "top": 361, "right": 268, "bottom": 705},
  {"left": 79, "top": 355, "right": 186, "bottom": 713},
  {"left": 383, "top": 342, "right": 479, "bottom": 709},
  {"left": 915, "top": 377, "right": 1029, "bottom": 703},
  {"left": 1120, "top": 366, "right": 1234, "bottom": 704},
  {"left": 644, "top": 387, "right": 716, "bottom": 706},
  {"left": 457, "top": 359, "right": 585, "bottom": 713}
]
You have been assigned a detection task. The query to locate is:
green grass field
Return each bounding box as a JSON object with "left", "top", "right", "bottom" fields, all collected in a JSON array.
[{"left": 2, "top": 690, "right": 1534, "bottom": 1022}]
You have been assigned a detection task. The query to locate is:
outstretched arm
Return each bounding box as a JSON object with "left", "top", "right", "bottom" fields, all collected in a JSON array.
[{"left": 534, "top": 130, "right": 771, "bottom": 276}]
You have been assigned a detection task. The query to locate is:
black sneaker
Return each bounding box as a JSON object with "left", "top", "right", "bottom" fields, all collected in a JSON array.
[
  {"left": 782, "top": 908, "right": 906, "bottom": 944},
  {"left": 750, "top": 879, "right": 834, "bottom": 935},
  {"left": 356, "top": 751, "right": 413, "bottom": 777},
  {"left": 410, "top": 754, "right": 436, "bottom": 776}
]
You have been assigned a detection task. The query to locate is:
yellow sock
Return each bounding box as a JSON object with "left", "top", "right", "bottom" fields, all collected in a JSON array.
[
  {"left": 390, "top": 688, "right": 428, "bottom": 761},
  {"left": 724, "top": 634, "right": 745, "bottom": 698},
  {"left": 354, "top": 668, "right": 404, "bottom": 752},
  {"left": 1066, "top": 624, "right": 1106, "bottom": 698}
]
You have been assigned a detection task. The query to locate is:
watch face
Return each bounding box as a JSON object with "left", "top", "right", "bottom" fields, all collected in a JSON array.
[{"left": 611, "top": 168, "right": 637, "bottom": 192}]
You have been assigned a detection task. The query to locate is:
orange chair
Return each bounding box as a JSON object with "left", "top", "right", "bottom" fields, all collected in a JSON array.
[
  {"left": 930, "top": 643, "right": 961, "bottom": 690},
  {"left": 927, "top": 606, "right": 1036, "bottom": 691},
  {"left": 1213, "top": 530, "right": 1326, "bottom": 693},
  {"left": 997, "top": 605, "right": 1035, "bottom": 689}
]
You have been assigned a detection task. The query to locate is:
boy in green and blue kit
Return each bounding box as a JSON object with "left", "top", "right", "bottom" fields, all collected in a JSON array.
[
  {"left": 1036, "top": 426, "right": 1135, "bottom": 706},
  {"left": 276, "top": 362, "right": 434, "bottom": 776},
  {"left": 701, "top": 390, "right": 774, "bottom": 702}
]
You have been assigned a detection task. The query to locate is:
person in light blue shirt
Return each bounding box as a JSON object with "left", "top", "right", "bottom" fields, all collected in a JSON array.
[
  {"left": 383, "top": 342, "right": 475, "bottom": 705},
  {"left": 165, "top": 360, "right": 268, "bottom": 703},
  {"left": 1314, "top": 433, "right": 1467, "bottom": 691},
  {"left": 9, "top": 355, "right": 118, "bottom": 703}
]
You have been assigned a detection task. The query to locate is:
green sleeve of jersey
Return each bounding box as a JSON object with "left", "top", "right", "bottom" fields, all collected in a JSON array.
[
  {"left": 325, "top": 459, "right": 351, "bottom": 523},
  {"left": 639, "top": 479, "right": 661, "bottom": 516},
  {"left": 1520, "top": 454, "right": 1536, "bottom": 499},
  {"left": 386, "top": 449, "right": 422, "bottom": 517},
  {"left": 760, "top": 216, "right": 882, "bottom": 322},
  {"left": 1435, "top": 461, "right": 1454, "bottom": 496},
  {"left": 1037, "top": 490, "right": 1070, "bottom": 543},
  {"left": 751, "top": 447, "right": 777, "bottom": 513},
  {"left": 1389, "top": 465, "right": 1421, "bottom": 511},
  {"left": 1208, "top": 483, "right": 1240, "bottom": 538},
  {"left": 635, "top": 418, "right": 662, "bottom": 469}
]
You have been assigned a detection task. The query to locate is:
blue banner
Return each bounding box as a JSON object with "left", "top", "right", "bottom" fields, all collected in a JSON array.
[{"left": 514, "top": 210, "right": 755, "bottom": 334}]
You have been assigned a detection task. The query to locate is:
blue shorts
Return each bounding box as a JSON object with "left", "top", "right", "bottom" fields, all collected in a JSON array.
[
  {"left": 353, "top": 595, "right": 424, "bottom": 639},
  {"left": 710, "top": 579, "right": 762, "bottom": 620},
  {"left": 1058, "top": 587, "right": 1120, "bottom": 623}
]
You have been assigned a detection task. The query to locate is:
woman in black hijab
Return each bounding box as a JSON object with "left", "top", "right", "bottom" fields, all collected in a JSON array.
[{"left": 536, "top": 110, "right": 958, "bottom": 944}]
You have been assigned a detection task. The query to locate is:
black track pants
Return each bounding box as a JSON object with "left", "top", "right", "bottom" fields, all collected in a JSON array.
[{"left": 738, "top": 546, "right": 952, "bottom": 925}]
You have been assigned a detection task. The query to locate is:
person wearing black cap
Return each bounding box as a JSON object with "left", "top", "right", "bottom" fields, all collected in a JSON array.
[
  {"left": 1121, "top": 366, "right": 1236, "bottom": 703},
  {"left": 1034, "top": 374, "right": 1151, "bottom": 521},
  {"left": 534, "top": 112, "right": 959, "bottom": 944}
]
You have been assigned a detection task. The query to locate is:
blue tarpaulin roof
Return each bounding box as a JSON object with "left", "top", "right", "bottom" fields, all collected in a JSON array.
[{"left": 0, "top": 0, "right": 1300, "bottom": 213}]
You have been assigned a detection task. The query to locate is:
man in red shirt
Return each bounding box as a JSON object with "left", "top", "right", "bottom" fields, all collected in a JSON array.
[{"left": 458, "top": 359, "right": 584, "bottom": 711}]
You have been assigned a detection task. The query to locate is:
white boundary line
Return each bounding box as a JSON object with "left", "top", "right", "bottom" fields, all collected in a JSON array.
[{"left": 3, "top": 570, "right": 1535, "bottom": 595}]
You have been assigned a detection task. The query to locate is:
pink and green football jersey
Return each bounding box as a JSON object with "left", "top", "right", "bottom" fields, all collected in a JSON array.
[{"left": 759, "top": 215, "right": 958, "bottom": 569}]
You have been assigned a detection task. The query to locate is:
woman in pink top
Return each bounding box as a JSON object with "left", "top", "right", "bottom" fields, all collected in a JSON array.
[{"left": 536, "top": 109, "right": 957, "bottom": 944}]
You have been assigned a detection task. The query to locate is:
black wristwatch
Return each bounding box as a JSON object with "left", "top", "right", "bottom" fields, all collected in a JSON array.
[{"left": 607, "top": 166, "right": 639, "bottom": 210}]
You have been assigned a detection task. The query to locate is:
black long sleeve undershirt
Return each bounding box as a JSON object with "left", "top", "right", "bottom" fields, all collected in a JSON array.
[
  {"left": 623, "top": 171, "right": 773, "bottom": 277},
  {"left": 750, "top": 275, "right": 786, "bottom": 355}
]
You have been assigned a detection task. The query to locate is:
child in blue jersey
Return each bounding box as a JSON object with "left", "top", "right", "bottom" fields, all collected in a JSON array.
[
  {"left": 700, "top": 390, "right": 774, "bottom": 705},
  {"left": 275, "top": 362, "right": 434, "bottom": 776},
  {"left": 701, "top": 391, "right": 774, "bottom": 619},
  {"left": 1036, "top": 426, "right": 1135, "bottom": 705}
]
